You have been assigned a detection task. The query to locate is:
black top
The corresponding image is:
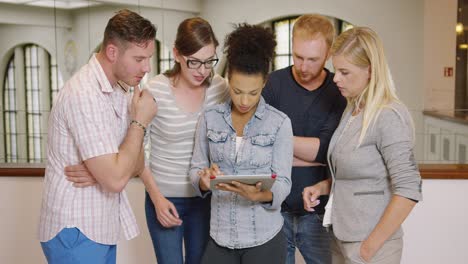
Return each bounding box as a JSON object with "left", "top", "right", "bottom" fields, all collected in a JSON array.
[{"left": 263, "top": 66, "right": 347, "bottom": 214}]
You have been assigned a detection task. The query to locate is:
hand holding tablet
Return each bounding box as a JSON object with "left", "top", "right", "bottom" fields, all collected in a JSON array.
[{"left": 209, "top": 174, "right": 277, "bottom": 191}]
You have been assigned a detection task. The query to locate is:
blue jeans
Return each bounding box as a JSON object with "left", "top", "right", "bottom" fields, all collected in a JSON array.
[
  {"left": 282, "top": 212, "right": 331, "bottom": 264},
  {"left": 202, "top": 231, "right": 287, "bottom": 264},
  {"left": 145, "top": 192, "right": 211, "bottom": 264},
  {"left": 41, "top": 227, "right": 116, "bottom": 264}
]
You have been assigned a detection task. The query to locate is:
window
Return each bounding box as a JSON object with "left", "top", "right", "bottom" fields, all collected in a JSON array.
[
  {"left": 157, "top": 40, "right": 174, "bottom": 74},
  {"left": 25, "top": 45, "right": 42, "bottom": 162},
  {"left": 3, "top": 59, "right": 17, "bottom": 162},
  {"left": 141, "top": 40, "right": 173, "bottom": 84},
  {"left": 2, "top": 44, "right": 63, "bottom": 163},
  {"left": 273, "top": 17, "right": 296, "bottom": 70},
  {"left": 50, "top": 56, "right": 64, "bottom": 104}
]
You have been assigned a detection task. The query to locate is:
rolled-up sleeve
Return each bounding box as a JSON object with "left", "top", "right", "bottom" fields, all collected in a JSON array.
[
  {"left": 262, "top": 117, "right": 293, "bottom": 210},
  {"left": 377, "top": 107, "right": 422, "bottom": 201},
  {"left": 189, "top": 113, "right": 211, "bottom": 198}
]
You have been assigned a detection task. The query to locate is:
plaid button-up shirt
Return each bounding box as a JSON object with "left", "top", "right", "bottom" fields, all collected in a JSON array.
[{"left": 38, "top": 55, "right": 139, "bottom": 245}]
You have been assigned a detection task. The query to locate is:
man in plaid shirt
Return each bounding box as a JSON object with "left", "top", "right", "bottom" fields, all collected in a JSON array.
[{"left": 38, "top": 9, "right": 157, "bottom": 263}]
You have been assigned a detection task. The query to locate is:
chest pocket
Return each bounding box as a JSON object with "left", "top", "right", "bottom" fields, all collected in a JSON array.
[
  {"left": 207, "top": 130, "right": 228, "bottom": 162},
  {"left": 249, "top": 134, "right": 275, "bottom": 167}
]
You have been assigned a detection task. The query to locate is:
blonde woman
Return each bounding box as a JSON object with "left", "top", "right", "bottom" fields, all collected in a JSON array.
[{"left": 303, "top": 27, "right": 422, "bottom": 264}]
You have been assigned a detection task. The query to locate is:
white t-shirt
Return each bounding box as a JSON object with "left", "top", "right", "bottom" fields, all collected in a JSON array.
[{"left": 144, "top": 74, "right": 229, "bottom": 197}]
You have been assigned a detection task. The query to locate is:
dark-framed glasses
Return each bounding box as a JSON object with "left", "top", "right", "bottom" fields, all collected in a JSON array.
[{"left": 184, "top": 56, "right": 219, "bottom": 69}]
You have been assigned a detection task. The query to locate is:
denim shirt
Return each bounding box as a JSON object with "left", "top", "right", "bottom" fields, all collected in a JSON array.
[{"left": 190, "top": 97, "right": 293, "bottom": 249}]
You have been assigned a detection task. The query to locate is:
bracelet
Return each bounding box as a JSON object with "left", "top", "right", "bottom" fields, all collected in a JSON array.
[{"left": 130, "top": 120, "right": 147, "bottom": 134}]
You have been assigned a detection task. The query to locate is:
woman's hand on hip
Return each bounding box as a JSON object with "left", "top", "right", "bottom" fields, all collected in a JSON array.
[{"left": 360, "top": 239, "right": 378, "bottom": 263}]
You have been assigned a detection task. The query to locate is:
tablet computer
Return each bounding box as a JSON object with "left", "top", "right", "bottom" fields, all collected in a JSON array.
[{"left": 210, "top": 174, "right": 277, "bottom": 191}]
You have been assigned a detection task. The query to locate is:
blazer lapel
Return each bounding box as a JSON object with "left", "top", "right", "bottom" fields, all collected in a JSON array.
[
  {"left": 327, "top": 109, "right": 351, "bottom": 177},
  {"left": 328, "top": 109, "right": 351, "bottom": 156}
]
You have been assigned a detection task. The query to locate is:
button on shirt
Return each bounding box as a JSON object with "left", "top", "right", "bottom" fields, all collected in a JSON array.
[
  {"left": 38, "top": 55, "right": 139, "bottom": 245},
  {"left": 190, "top": 97, "right": 293, "bottom": 249}
]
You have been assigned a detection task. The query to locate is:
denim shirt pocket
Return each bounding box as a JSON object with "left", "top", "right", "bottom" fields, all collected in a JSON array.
[
  {"left": 207, "top": 129, "right": 229, "bottom": 163},
  {"left": 249, "top": 134, "right": 275, "bottom": 167}
]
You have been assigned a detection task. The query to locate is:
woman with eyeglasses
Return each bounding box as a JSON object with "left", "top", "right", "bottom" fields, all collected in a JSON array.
[{"left": 140, "top": 17, "right": 228, "bottom": 264}]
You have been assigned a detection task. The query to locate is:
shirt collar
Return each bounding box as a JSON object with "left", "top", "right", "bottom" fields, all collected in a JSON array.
[
  {"left": 254, "top": 97, "right": 266, "bottom": 120},
  {"left": 89, "top": 54, "right": 116, "bottom": 93}
]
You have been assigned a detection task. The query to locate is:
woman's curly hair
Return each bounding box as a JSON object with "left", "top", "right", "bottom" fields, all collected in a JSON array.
[{"left": 224, "top": 23, "right": 276, "bottom": 78}]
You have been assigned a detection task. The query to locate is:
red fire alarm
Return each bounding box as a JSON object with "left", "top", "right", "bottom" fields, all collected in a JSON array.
[{"left": 444, "top": 67, "right": 453, "bottom": 77}]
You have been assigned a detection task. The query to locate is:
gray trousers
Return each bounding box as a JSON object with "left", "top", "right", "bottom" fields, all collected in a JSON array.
[{"left": 331, "top": 235, "right": 403, "bottom": 264}]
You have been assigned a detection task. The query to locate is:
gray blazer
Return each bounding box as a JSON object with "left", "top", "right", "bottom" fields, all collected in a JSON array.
[{"left": 327, "top": 102, "right": 422, "bottom": 242}]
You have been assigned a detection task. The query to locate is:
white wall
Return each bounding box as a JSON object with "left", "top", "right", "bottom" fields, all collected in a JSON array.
[
  {"left": 0, "top": 3, "right": 72, "bottom": 87},
  {"left": 0, "top": 2, "right": 72, "bottom": 27},
  {"left": 0, "top": 176, "right": 466, "bottom": 264},
  {"left": 0, "top": 24, "right": 71, "bottom": 83},
  {"left": 423, "top": 0, "right": 458, "bottom": 111},
  {"left": 0, "top": 177, "right": 156, "bottom": 263},
  {"left": 401, "top": 180, "right": 468, "bottom": 264},
  {"left": 71, "top": 5, "right": 196, "bottom": 69}
]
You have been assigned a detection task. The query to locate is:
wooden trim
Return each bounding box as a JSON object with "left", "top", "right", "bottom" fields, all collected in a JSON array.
[
  {"left": 423, "top": 110, "right": 468, "bottom": 126},
  {"left": 0, "top": 167, "right": 45, "bottom": 177},
  {"left": 0, "top": 164, "right": 467, "bottom": 179},
  {"left": 419, "top": 164, "right": 468, "bottom": 179}
]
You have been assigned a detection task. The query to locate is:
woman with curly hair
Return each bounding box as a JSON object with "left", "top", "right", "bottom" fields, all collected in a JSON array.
[{"left": 189, "top": 24, "right": 294, "bottom": 264}]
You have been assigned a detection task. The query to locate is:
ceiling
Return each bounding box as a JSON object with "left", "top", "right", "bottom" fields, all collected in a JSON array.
[
  {"left": 0, "top": 0, "right": 102, "bottom": 9},
  {"left": 0, "top": 0, "right": 202, "bottom": 13}
]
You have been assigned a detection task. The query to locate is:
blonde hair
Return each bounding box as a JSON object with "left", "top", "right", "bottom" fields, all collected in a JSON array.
[
  {"left": 331, "top": 27, "right": 401, "bottom": 145},
  {"left": 292, "top": 14, "right": 335, "bottom": 48}
]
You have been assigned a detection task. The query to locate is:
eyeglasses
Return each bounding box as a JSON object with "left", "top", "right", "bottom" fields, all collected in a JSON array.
[{"left": 183, "top": 56, "right": 219, "bottom": 69}]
